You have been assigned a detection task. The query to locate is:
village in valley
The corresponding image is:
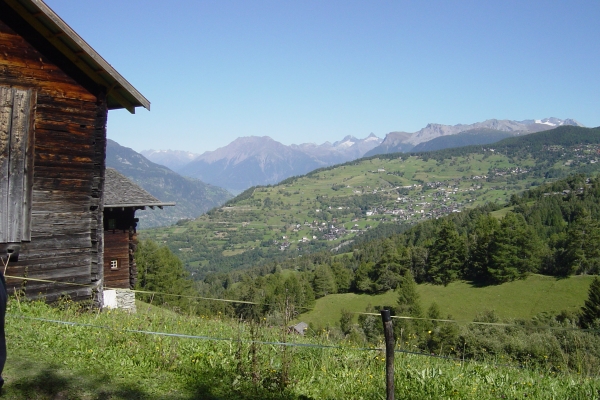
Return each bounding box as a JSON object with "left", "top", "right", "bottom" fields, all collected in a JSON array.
[{"left": 142, "top": 141, "right": 600, "bottom": 275}]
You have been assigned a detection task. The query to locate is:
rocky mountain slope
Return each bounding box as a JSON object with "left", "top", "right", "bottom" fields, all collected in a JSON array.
[
  {"left": 411, "top": 128, "right": 513, "bottom": 152},
  {"left": 365, "top": 118, "right": 583, "bottom": 156},
  {"left": 170, "top": 134, "right": 383, "bottom": 192},
  {"left": 106, "top": 140, "right": 232, "bottom": 228}
]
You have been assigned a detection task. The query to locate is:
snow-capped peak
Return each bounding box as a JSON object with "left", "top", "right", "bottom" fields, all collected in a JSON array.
[
  {"left": 535, "top": 119, "right": 557, "bottom": 126},
  {"left": 338, "top": 140, "right": 355, "bottom": 148}
]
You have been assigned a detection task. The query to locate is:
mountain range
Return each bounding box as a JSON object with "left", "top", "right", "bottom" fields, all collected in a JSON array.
[
  {"left": 142, "top": 134, "right": 383, "bottom": 192},
  {"left": 364, "top": 118, "right": 583, "bottom": 156},
  {"left": 142, "top": 118, "right": 583, "bottom": 193}
]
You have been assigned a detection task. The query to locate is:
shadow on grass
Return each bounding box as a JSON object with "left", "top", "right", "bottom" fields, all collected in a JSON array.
[
  {"left": 3, "top": 359, "right": 316, "bottom": 400},
  {"left": 465, "top": 279, "right": 498, "bottom": 288},
  {"left": 4, "top": 360, "right": 149, "bottom": 400}
]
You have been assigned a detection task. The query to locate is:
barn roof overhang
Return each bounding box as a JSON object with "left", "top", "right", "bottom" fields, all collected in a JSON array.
[
  {"left": 3, "top": 0, "right": 150, "bottom": 113},
  {"left": 104, "top": 203, "right": 176, "bottom": 210},
  {"left": 104, "top": 168, "right": 175, "bottom": 211}
]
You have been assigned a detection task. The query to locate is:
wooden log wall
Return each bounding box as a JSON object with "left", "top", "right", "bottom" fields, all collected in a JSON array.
[
  {"left": 103, "top": 230, "right": 130, "bottom": 289},
  {"left": 129, "top": 229, "right": 137, "bottom": 289},
  {"left": 104, "top": 209, "right": 139, "bottom": 290},
  {"left": 0, "top": 13, "right": 107, "bottom": 303}
]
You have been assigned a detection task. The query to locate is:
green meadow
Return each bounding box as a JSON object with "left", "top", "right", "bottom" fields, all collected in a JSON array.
[
  {"left": 298, "top": 274, "right": 595, "bottom": 328},
  {"left": 4, "top": 297, "right": 600, "bottom": 399}
]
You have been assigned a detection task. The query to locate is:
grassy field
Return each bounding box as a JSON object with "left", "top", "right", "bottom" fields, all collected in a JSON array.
[
  {"left": 298, "top": 274, "right": 595, "bottom": 328},
  {"left": 3, "top": 298, "right": 599, "bottom": 399}
]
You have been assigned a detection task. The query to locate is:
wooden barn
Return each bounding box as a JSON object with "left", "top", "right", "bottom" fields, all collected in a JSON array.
[
  {"left": 0, "top": 0, "right": 149, "bottom": 304},
  {"left": 102, "top": 168, "right": 173, "bottom": 310}
]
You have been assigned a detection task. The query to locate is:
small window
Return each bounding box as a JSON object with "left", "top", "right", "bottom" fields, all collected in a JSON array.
[{"left": 110, "top": 259, "right": 118, "bottom": 270}]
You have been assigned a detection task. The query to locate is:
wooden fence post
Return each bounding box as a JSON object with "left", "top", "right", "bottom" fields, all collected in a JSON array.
[{"left": 381, "top": 309, "right": 394, "bottom": 400}]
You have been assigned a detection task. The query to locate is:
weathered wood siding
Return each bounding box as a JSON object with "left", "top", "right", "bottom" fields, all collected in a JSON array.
[
  {"left": 103, "top": 231, "right": 129, "bottom": 289},
  {"left": 104, "top": 208, "right": 138, "bottom": 290},
  {"left": 0, "top": 15, "right": 107, "bottom": 302}
]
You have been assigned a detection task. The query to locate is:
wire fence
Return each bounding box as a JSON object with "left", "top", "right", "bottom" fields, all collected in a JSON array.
[
  {"left": 5, "top": 273, "right": 592, "bottom": 333},
  {"left": 7, "top": 313, "right": 521, "bottom": 370}
]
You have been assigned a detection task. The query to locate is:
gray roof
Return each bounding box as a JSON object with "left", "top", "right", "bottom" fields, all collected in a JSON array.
[
  {"left": 3, "top": 0, "right": 150, "bottom": 113},
  {"left": 290, "top": 322, "right": 308, "bottom": 335},
  {"left": 104, "top": 168, "right": 175, "bottom": 209}
]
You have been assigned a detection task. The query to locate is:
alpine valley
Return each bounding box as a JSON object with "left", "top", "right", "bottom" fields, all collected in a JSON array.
[{"left": 139, "top": 124, "right": 600, "bottom": 278}]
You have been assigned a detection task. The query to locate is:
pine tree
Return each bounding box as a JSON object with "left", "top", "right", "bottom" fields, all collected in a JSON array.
[
  {"left": 354, "top": 261, "right": 375, "bottom": 293},
  {"left": 312, "top": 264, "right": 337, "bottom": 298},
  {"left": 489, "top": 212, "right": 540, "bottom": 283},
  {"left": 373, "top": 239, "right": 404, "bottom": 292},
  {"left": 427, "top": 220, "right": 466, "bottom": 285},
  {"left": 467, "top": 214, "right": 499, "bottom": 282},
  {"left": 395, "top": 270, "right": 425, "bottom": 342},
  {"left": 331, "top": 260, "right": 353, "bottom": 293},
  {"left": 564, "top": 209, "right": 600, "bottom": 275},
  {"left": 579, "top": 277, "right": 600, "bottom": 329}
]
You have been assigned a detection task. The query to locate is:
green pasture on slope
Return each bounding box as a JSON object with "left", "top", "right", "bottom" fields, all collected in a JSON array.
[
  {"left": 298, "top": 274, "right": 595, "bottom": 328},
  {"left": 6, "top": 298, "right": 600, "bottom": 399}
]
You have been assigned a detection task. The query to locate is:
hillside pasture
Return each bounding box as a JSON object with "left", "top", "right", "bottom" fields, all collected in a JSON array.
[
  {"left": 298, "top": 274, "right": 595, "bottom": 328},
  {"left": 4, "top": 298, "right": 599, "bottom": 399}
]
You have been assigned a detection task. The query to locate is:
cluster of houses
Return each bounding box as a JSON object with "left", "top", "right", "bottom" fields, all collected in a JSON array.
[
  {"left": 276, "top": 221, "right": 352, "bottom": 250},
  {"left": 0, "top": 0, "right": 172, "bottom": 311}
]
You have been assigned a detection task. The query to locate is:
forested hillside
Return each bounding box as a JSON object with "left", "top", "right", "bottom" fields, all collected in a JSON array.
[
  {"left": 140, "top": 125, "right": 600, "bottom": 275},
  {"left": 187, "top": 173, "right": 600, "bottom": 321}
]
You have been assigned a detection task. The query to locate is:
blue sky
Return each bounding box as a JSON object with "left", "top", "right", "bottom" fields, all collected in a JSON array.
[{"left": 45, "top": 0, "right": 600, "bottom": 154}]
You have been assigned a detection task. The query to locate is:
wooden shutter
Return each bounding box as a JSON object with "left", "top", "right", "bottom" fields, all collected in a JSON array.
[{"left": 0, "top": 86, "right": 36, "bottom": 243}]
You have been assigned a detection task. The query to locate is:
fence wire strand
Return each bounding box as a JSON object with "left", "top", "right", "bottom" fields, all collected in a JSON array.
[
  {"left": 8, "top": 313, "right": 524, "bottom": 369},
  {"left": 4, "top": 274, "right": 593, "bottom": 332}
]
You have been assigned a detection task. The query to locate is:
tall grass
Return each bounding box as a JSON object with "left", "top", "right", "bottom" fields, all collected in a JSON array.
[{"left": 3, "top": 298, "right": 599, "bottom": 399}]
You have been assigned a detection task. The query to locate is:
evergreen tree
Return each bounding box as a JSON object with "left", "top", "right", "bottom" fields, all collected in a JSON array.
[
  {"left": 427, "top": 220, "right": 466, "bottom": 285},
  {"left": 331, "top": 261, "right": 353, "bottom": 293},
  {"left": 372, "top": 239, "right": 404, "bottom": 292},
  {"left": 354, "top": 261, "right": 375, "bottom": 293},
  {"left": 563, "top": 209, "right": 600, "bottom": 275},
  {"left": 312, "top": 264, "right": 337, "bottom": 298},
  {"left": 489, "top": 212, "right": 540, "bottom": 283},
  {"left": 409, "top": 246, "right": 428, "bottom": 282},
  {"left": 467, "top": 214, "right": 499, "bottom": 282},
  {"left": 579, "top": 277, "right": 600, "bottom": 329},
  {"left": 236, "top": 283, "right": 265, "bottom": 322},
  {"left": 395, "top": 270, "right": 425, "bottom": 342}
]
